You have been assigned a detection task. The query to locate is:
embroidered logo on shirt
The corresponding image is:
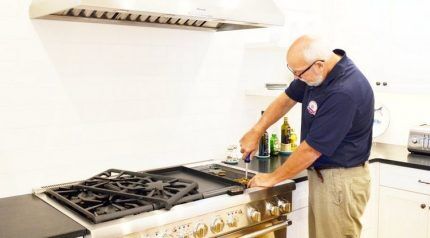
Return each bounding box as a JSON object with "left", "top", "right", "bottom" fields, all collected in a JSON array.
[{"left": 307, "top": 100, "right": 318, "bottom": 116}]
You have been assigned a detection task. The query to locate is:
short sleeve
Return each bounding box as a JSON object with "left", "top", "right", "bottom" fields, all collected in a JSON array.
[
  {"left": 285, "top": 79, "right": 306, "bottom": 103},
  {"left": 305, "top": 93, "right": 357, "bottom": 156}
]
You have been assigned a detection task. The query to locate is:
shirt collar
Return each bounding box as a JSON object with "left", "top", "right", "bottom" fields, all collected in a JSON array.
[{"left": 319, "top": 49, "right": 347, "bottom": 87}]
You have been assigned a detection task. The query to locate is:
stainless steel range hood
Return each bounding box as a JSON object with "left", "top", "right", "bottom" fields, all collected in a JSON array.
[{"left": 29, "top": 0, "right": 285, "bottom": 31}]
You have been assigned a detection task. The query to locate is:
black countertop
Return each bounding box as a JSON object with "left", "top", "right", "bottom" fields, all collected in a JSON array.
[
  {"left": 0, "top": 194, "right": 87, "bottom": 238},
  {"left": 369, "top": 142, "right": 430, "bottom": 169},
  {"left": 229, "top": 142, "right": 430, "bottom": 183}
]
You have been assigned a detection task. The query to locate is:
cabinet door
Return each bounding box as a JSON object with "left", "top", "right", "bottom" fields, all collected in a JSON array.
[
  {"left": 287, "top": 207, "right": 308, "bottom": 238},
  {"left": 292, "top": 181, "right": 309, "bottom": 211},
  {"left": 378, "top": 186, "right": 429, "bottom": 238}
]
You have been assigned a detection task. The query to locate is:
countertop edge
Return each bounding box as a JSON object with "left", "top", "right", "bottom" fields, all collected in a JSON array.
[
  {"left": 369, "top": 157, "right": 430, "bottom": 170},
  {"left": 292, "top": 156, "right": 430, "bottom": 184}
]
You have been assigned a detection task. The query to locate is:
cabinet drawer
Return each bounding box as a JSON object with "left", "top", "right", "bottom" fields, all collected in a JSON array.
[{"left": 380, "top": 163, "right": 430, "bottom": 195}]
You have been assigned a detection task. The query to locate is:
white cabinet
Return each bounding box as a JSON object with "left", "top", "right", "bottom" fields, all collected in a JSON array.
[
  {"left": 328, "top": 0, "right": 430, "bottom": 93},
  {"left": 288, "top": 162, "right": 430, "bottom": 238},
  {"left": 292, "top": 180, "right": 309, "bottom": 211},
  {"left": 287, "top": 207, "right": 309, "bottom": 238},
  {"left": 360, "top": 163, "right": 380, "bottom": 238},
  {"left": 288, "top": 180, "right": 309, "bottom": 238},
  {"left": 378, "top": 164, "right": 430, "bottom": 238},
  {"left": 378, "top": 186, "right": 430, "bottom": 238}
]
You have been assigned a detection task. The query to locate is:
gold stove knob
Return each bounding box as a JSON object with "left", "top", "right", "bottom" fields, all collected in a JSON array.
[
  {"left": 227, "top": 215, "right": 238, "bottom": 227},
  {"left": 278, "top": 200, "right": 292, "bottom": 214},
  {"left": 210, "top": 217, "right": 225, "bottom": 234},
  {"left": 247, "top": 208, "right": 261, "bottom": 223},
  {"left": 266, "top": 202, "right": 280, "bottom": 216},
  {"left": 193, "top": 223, "right": 208, "bottom": 238}
]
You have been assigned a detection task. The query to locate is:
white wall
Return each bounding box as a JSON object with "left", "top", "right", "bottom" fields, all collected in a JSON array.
[
  {"left": 1, "top": 0, "right": 429, "bottom": 197},
  {"left": 0, "top": 1, "right": 275, "bottom": 197}
]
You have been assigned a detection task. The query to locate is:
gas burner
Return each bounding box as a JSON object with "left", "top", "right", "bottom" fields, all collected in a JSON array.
[
  {"left": 47, "top": 186, "right": 155, "bottom": 223},
  {"left": 74, "top": 190, "right": 108, "bottom": 203},
  {"left": 94, "top": 204, "right": 121, "bottom": 215},
  {"left": 81, "top": 169, "right": 198, "bottom": 209}
]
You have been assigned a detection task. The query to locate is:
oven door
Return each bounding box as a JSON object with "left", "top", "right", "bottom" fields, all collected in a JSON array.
[{"left": 218, "top": 219, "right": 292, "bottom": 238}]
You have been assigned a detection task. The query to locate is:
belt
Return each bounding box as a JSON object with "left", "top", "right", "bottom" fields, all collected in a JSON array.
[{"left": 307, "top": 162, "right": 366, "bottom": 183}]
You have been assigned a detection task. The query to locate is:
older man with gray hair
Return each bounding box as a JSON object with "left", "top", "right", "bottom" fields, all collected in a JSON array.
[{"left": 240, "top": 35, "right": 374, "bottom": 238}]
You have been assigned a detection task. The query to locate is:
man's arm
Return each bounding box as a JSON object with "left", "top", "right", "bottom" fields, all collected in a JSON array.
[
  {"left": 240, "top": 93, "right": 297, "bottom": 159},
  {"left": 248, "top": 140, "right": 321, "bottom": 187},
  {"left": 272, "top": 140, "right": 321, "bottom": 181}
]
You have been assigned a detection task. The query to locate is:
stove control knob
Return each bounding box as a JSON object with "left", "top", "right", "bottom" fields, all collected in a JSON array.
[
  {"left": 278, "top": 200, "right": 292, "bottom": 214},
  {"left": 266, "top": 202, "right": 280, "bottom": 216},
  {"left": 193, "top": 223, "right": 208, "bottom": 238},
  {"left": 247, "top": 208, "right": 261, "bottom": 223},
  {"left": 226, "top": 215, "right": 238, "bottom": 227},
  {"left": 210, "top": 217, "right": 225, "bottom": 234}
]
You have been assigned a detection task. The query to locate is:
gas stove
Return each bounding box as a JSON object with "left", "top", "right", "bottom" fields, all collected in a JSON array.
[{"left": 34, "top": 162, "right": 295, "bottom": 238}]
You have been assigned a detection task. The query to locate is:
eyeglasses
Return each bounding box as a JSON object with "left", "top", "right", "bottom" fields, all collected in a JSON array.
[{"left": 287, "top": 60, "right": 325, "bottom": 78}]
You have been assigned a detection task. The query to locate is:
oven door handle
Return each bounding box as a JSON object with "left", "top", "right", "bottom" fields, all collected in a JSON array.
[{"left": 239, "top": 219, "right": 292, "bottom": 238}]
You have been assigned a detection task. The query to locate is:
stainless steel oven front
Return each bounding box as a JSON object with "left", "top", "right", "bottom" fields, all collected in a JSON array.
[{"left": 219, "top": 218, "right": 292, "bottom": 238}]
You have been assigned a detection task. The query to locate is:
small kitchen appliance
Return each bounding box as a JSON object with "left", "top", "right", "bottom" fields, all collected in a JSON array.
[{"left": 408, "top": 124, "right": 430, "bottom": 155}]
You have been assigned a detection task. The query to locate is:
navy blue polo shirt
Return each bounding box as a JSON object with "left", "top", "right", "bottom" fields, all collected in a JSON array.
[{"left": 285, "top": 49, "right": 374, "bottom": 169}]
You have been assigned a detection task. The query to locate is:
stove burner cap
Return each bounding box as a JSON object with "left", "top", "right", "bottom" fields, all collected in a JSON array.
[
  {"left": 145, "top": 180, "right": 172, "bottom": 191},
  {"left": 95, "top": 204, "right": 121, "bottom": 215},
  {"left": 76, "top": 191, "right": 108, "bottom": 203}
]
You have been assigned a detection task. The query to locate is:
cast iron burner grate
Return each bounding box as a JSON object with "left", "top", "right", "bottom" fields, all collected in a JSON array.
[
  {"left": 46, "top": 186, "right": 155, "bottom": 223},
  {"left": 46, "top": 169, "right": 199, "bottom": 223},
  {"left": 82, "top": 169, "right": 198, "bottom": 208}
]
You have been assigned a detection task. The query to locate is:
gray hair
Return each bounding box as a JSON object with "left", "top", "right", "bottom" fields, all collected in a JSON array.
[{"left": 302, "top": 36, "right": 333, "bottom": 64}]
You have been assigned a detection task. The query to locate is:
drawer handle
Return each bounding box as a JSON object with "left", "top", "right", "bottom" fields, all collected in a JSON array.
[{"left": 418, "top": 180, "right": 430, "bottom": 185}]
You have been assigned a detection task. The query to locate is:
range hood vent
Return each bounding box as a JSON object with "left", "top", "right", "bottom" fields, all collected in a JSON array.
[{"left": 30, "top": 0, "right": 285, "bottom": 31}]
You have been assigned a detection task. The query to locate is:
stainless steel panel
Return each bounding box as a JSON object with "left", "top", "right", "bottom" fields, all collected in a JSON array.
[{"left": 219, "top": 220, "right": 290, "bottom": 238}]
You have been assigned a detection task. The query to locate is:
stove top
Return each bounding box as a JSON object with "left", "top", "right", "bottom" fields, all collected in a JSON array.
[
  {"left": 45, "top": 167, "right": 244, "bottom": 224},
  {"left": 35, "top": 163, "right": 296, "bottom": 238}
]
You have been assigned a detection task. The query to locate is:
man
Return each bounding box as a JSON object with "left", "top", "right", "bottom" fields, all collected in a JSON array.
[{"left": 240, "top": 35, "right": 374, "bottom": 238}]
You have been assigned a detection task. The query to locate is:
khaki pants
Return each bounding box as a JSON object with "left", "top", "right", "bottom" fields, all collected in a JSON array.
[{"left": 308, "top": 163, "right": 371, "bottom": 238}]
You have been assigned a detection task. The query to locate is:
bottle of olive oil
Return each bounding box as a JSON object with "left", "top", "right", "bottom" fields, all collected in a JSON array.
[
  {"left": 290, "top": 128, "right": 298, "bottom": 151},
  {"left": 258, "top": 111, "right": 270, "bottom": 157},
  {"left": 281, "top": 117, "right": 291, "bottom": 153}
]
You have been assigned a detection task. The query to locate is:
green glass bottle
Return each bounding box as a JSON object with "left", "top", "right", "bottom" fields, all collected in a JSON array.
[{"left": 270, "top": 134, "right": 280, "bottom": 156}]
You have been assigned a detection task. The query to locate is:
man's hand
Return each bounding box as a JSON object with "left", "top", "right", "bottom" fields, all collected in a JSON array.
[
  {"left": 239, "top": 128, "right": 262, "bottom": 160},
  {"left": 247, "top": 173, "right": 278, "bottom": 188}
]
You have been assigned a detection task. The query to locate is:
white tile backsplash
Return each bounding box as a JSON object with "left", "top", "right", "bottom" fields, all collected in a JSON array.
[{"left": 0, "top": 4, "right": 250, "bottom": 197}]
